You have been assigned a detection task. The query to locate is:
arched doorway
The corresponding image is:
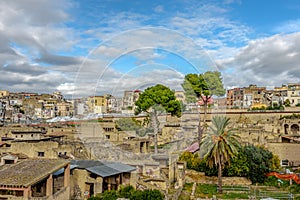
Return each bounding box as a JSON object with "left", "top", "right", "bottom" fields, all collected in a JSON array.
[{"left": 291, "top": 124, "right": 299, "bottom": 134}]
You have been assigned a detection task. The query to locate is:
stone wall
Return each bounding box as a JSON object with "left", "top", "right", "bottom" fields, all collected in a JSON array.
[
  {"left": 185, "top": 170, "right": 252, "bottom": 186},
  {"left": 70, "top": 169, "right": 91, "bottom": 199},
  {"left": 10, "top": 141, "right": 60, "bottom": 158},
  {"left": 267, "top": 143, "right": 300, "bottom": 165}
]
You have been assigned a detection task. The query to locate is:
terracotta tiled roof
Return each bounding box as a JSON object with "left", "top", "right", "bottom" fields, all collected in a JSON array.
[
  {"left": 0, "top": 159, "right": 69, "bottom": 187},
  {"left": 185, "top": 142, "right": 199, "bottom": 153}
]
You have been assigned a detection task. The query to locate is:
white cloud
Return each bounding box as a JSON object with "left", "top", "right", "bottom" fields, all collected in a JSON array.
[
  {"left": 154, "top": 5, "right": 164, "bottom": 13},
  {"left": 1, "top": 0, "right": 299, "bottom": 98},
  {"left": 0, "top": 0, "right": 80, "bottom": 94},
  {"left": 218, "top": 32, "right": 300, "bottom": 88},
  {"left": 56, "top": 82, "right": 75, "bottom": 94}
]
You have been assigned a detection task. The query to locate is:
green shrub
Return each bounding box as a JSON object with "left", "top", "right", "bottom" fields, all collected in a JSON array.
[
  {"left": 88, "top": 186, "right": 164, "bottom": 200},
  {"left": 180, "top": 145, "right": 279, "bottom": 184},
  {"left": 89, "top": 190, "right": 117, "bottom": 200},
  {"left": 118, "top": 185, "right": 135, "bottom": 198}
]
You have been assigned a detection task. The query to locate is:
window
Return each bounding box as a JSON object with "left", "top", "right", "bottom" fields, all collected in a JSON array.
[
  {"left": 4, "top": 159, "right": 14, "bottom": 164},
  {"left": 38, "top": 152, "right": 45, "bottom": 157},
  {"left": 281, "top": 159, "right": 289, "bottom": 166}
]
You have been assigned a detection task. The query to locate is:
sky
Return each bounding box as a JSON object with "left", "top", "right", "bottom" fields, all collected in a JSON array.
[{"left": 1, "top": 0, "right": 300, "bottom": 97}]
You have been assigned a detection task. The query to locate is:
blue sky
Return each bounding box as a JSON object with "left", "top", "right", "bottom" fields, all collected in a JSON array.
[{"left": 1, "top": 0, "right": 300, "bottom": 97}]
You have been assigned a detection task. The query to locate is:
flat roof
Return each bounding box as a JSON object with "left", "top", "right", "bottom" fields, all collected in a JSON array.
[
  {"left": 71, "top": 160, "right": 136, "bottom": 178},
  {"left": 0, "top": 159, "right": 69, "bottom": 187}
]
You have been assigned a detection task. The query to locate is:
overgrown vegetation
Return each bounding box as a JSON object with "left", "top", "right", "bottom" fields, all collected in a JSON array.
[
  {"left": 88, "top": 185, "right": 164, "bottom": 200},
  {"left": 180, "top": 184, "right": 249, "bottom": 199},
  {"left": 284, "top": 99, "right": 291, "bottom": 107},
  {"left": 249, "top": 103, "right": 284, "bottom": 111},
  {"left": 280, "top": 113, "right": 300, "bottom": 120},
  {"left": 249, "top": 106, "right": 267, "bottom": 111},
  {"left": 115, "top": 118, "right": 151, "bottom": 137},
  {"left": 180, "top": 145, "right": 280, "bottom": 184},
  {"left": 180, "top": 182, "right": 300, "bottom": 199}
]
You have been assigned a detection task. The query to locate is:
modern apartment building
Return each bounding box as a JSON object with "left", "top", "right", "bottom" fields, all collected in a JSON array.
[
  {"left": 87, "top": 95, "right": 107, "bottom": 114},
  {"left": 122, "top": 90, "right": 141, "bottom": 110},
  {"left": 287, "top": 83, "right": 300, "bottom": 106},
  {"left": 227, "top": 84, "right": 266, "bottom": 109}
]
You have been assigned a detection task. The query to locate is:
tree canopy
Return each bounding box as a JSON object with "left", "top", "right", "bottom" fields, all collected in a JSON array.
[
  {"left": 115, "top": 118, "right": 142, "bottom": 131},
  {"left": 182, "top": 71, "right": 226, "bottom": 157},
  {"left": 135, "top": 84, "right": 182, "bottom": 153},
  {"left": 135, "top": 84, "right": 181, "bottom": 117},
  {"left": 225, "top": 145, "right": 280, "bottom": 183},
  {"left": 243, "top": 145, "right": 278, "bottom": 183},
  {"left": 182, "top": 71, "right": 226, "bottom": 104}
]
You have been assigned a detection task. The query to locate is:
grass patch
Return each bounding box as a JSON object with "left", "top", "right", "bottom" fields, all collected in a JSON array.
[
  {"left": 178, "top": 192, "right": 190, "bottom": 200},
  {"left": 179, "top": 183, "right": 193, "bottom": 200},
  {"left": 255, "top": 191, "right": 292, "bottom": 199},
  {"left": 180, "top": 183, "right": 300, "bottom": 199},
  {"left": 195, "top": 184, "right": 249, "bottom": 199},
  {"left": 222, "top": 192, "right": 249, "bottom": 199},
  {"left": 196, "top": 184, "right": 217, "bottom": 195},
  {"left": 180, "top": 183, "right": 251, "bottom": 199}
]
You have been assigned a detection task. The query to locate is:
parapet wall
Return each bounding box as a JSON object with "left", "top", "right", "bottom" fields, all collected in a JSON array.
[{"left": 185, "top": 170, "right": 252, "bottom": 186}]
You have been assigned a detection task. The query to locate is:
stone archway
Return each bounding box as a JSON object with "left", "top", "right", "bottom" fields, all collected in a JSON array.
[{"left": 291, "top": 124, "right": 299, "bottom": 134}]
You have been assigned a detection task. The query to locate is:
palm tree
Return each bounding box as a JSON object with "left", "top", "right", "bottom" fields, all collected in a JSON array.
[{"left": 201, "top": 116, "right": 240, "bottom": 193}]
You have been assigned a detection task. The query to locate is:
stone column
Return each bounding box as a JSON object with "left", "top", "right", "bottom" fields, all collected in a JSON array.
[
  {"left": 143, "top": 142, "right": 147, "bottom": 153},
  {"left": 146, "top": 142, "right": 149, "bottom": 153},
  {"left": 94, "top": 179, "right": 103, "bottom": 194},
  {"left": 23, "top": 186, "right": 31, "bottom": 198},
  {"left": 64, "top": 163, "right": 70, "bottom": 187},
  {"left": 130, "top": 172, "right": 137, "bottom": 189},
  {"left": 46, "top": 174, "right": 53, "bottom": 196}
]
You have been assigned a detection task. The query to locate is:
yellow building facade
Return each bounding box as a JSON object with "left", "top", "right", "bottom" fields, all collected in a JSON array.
[{"left": 87, "top": 96, "right": 107, "bottom": 114}]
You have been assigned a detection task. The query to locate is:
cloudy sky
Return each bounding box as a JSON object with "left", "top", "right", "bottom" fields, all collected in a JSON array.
[{"left": 1, "top": 0, "right": 300, "bottom": 97}]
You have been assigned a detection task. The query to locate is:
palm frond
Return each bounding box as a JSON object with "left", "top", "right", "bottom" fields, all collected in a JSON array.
[{"left": 202, "top": 116, "right": 241, "bottom": 168}]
